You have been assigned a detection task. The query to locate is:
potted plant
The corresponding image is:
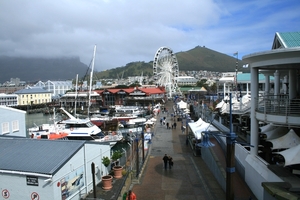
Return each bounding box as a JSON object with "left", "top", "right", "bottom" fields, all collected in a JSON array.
[
  {"left": 101, "top": 156, "right": 113, "bottom": 190},
  {"left": 111, "top": 150, "right": 123, "bottom": 179}
]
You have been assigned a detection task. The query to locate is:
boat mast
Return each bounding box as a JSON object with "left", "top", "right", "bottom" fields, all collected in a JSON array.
[
  {"left": 88, "top": 45, "right": 97, "bottom": 118},
  {"left": 74, "top": 74, "right": 78, "bottom": 117}
]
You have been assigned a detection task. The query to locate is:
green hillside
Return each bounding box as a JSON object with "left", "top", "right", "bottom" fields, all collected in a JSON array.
[{"left": 95, "top": 46, "right": 248, "bottom": 79}]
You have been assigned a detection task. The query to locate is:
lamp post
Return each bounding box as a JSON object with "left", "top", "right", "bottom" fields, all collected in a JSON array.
[
  {"left": 135, "top": 137, "right": 139, "bottom": 177},
  {"left": 141, "top": 124, "right": 145, "bottom": 163},
  {"left": 234, "top": 52, "right": 238, "bottom": 93},
  {"left": 199, "top": 93, "right": 236, "bottom": 200},
  {"left": 226, "top": 93, "right": 235, "bottom": 200}
]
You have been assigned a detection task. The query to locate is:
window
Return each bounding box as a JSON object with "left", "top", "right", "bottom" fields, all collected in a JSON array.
[
  {"left": 12, "top": 120, "right": 19, "bottom": 132},
  {"left": 1, "top": 122, "right": 9, "bottom": 134}
]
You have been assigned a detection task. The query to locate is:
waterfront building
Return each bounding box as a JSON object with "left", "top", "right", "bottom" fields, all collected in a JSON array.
[
  {"left": 0, "top": 93, "right": 18, "bottom": 106},
  {"left": 0, "top": 106, "right": 26, "bottom": 137},
  {"left": 59, "top": 91, "right": 102, "bottom": 111},
  {"left": 0, "top": 138, "right": 110, "bottom": 199},
  {"left": 14, "top": 87, "right": 52, "bottom": 106},
  {"left": 190, "top": 31, "right": 300, "bottom": 200},
  {"left": 242, "top": 31, "right": 300, "bottom": 199},
  {"left": 175, "top": 76, "right": 198, "bottom": 86},
  {"left": 34, "top": 80, "right": 73, "bottom": 98}
]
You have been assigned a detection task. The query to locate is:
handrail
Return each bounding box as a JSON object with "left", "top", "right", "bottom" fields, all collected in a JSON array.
[{"left": 255, "top": 95, "right": 300, "bottom": 116}]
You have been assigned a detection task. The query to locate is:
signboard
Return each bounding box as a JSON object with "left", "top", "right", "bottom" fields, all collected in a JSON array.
[
  {"left": 27, "top": 176, "right": 39, "bottom": 186},
  {"left": 2, "top": 189, "right": 9, "bottom": 199},
  {"left": 31, "top": 192, "right": 39, "bottom": 200}
]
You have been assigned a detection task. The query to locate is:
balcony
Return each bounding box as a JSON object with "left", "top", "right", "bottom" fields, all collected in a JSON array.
[{"left": 255, "top": 95, "right": 300, "bottom": 126}]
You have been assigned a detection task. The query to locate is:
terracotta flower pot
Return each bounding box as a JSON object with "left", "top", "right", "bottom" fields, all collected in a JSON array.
[
  {"left": 113, "top": 166, "right": 123, "bottom": 179},
  {"left": 102, "top": 175, "right": 113, "bottom": 190}
]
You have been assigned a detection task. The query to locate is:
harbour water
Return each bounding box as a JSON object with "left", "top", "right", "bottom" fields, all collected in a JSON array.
[{"left": 25, "top": 113, "right": 59, "bottom": 137}]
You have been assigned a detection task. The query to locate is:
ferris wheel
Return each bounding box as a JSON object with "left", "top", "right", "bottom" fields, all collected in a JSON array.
[{"left": 153, "top": 47, "right": 180, "bottom": 98}]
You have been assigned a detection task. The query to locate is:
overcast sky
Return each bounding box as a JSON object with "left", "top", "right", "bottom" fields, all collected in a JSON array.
[{"left": 1, "top": 0, "right": 299, "bottom": 72}]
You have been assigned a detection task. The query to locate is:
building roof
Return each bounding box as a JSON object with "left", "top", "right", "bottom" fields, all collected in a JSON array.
[
  {"left": 272, "top": 32, "right": 300, "bottom": 49},
  {"left": 0, "top": 138, "right": 85, "bottom": 175},
  {"left": 237, "top": 73, "right": 273, "bottom": 82},
  {"left": 0, "top": 106, "right": 26, "bottom": 114},
  {"left": 95, "top": 87, "right": 165, "bottom": 95},
  {"left": 14, "top": 87, "right": 52, "bottom": 94}
]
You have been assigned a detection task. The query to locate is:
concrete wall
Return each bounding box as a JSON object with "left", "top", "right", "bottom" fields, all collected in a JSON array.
[{"left": 245, "top": 155, "right": 283, "bottom": 200}]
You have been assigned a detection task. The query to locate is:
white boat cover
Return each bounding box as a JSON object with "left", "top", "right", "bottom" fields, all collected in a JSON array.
[
  {"left": 267, "top": 129, "right": 300, "bottom": 150},
  {"left": 263, "top": 126, "right": 289, "bottom": 140},
  {"left": 274, "top": 144, "right": 300, "bottom": 166},
  {"left": 144, "top": 120, "right": 154, "bottom": 125}
]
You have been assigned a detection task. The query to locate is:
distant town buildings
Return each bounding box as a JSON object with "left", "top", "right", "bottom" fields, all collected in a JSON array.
[{"left": 34, "top": 80, "right": 73, "bottom": 98}]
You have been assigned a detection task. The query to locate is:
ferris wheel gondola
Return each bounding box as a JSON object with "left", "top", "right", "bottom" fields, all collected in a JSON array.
[{"left": 153, "top": 47, "right": 180, "bottom": 98}]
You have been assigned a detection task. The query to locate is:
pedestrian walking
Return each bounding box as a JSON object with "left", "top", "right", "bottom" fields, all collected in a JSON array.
[
  {"left": 173, "top": 122, "right": 177, "bottom": 129},
  {"left": 126, "top": 190, "right": 137, "bottom": 200},
  {"left": 168, "top": 156, "right": 173, "bottom": 169},
  {"left": 181, "top": 125, "right": 185, "bottom": 134},
  {"left": 163, "top": 154, "right": 169, "bottom": 169},
  {"left": 160, "top": 118, "right": 163, "bottom": 125},
  {"left": 166, "top": 122, "right": 169, "bottom": 129}
]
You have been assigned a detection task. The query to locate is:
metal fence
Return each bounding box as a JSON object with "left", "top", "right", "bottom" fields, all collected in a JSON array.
[{"left": 256, "top": 95, "right": 300, "bottom": 116}]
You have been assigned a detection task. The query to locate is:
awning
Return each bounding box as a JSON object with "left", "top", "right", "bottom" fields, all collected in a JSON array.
[
  {"left": 189, "top": 120, "right": 218, "bottom": 140},
  {"left": 267, "top": 129, "right": 300, "bottom": 150},
  {"left": 274, "top": 144, "right": 300, "bottom": 166}
]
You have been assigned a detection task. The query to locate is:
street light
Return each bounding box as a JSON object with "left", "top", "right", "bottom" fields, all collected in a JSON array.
[
  {"left": 198, "top": 93, "right": 236, "bottom": 200},
  {"left": 234, "top": 52, "right": 238, "bottom": 93}
]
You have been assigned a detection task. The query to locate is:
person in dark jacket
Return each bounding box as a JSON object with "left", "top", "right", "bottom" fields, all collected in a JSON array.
[{"left": 163, "top": 154, "right": 169, "bottom": 169}]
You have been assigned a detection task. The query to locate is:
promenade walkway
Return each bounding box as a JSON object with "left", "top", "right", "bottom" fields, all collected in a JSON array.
[
  {"left": 131, "top": 102, "right": 226, "bottom": 200},
  {"left": 85, "top": 101, "right": 256, "bottom": 200},
  {"left": 131, "top": 101, "right": 257, "bottom": 200}
]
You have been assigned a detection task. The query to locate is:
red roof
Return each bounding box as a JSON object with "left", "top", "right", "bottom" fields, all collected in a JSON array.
[{"left": 93, "top": 87, "right": 165, "bottom": 95}]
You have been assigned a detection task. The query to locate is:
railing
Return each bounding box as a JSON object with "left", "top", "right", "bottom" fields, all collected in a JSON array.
[{"left": 255, "top": 95, "right": 300, "bottom": 116}]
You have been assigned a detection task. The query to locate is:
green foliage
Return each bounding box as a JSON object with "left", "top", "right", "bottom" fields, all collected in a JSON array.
[
  {"left": 102, "top": 156, "right": 111, "bottom": 167},
  {"left": 111, "top": 150, "right": 123, "bottom": 161}
]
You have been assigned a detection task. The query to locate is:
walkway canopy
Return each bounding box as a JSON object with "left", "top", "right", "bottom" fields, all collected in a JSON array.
[{"left": 188, "top": 118, "right": 218, "bottom": 140}]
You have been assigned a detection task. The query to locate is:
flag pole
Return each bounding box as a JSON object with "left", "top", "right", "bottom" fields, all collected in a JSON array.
[{"left": 234, "top": 52, "right": 238, "bottom": 94}]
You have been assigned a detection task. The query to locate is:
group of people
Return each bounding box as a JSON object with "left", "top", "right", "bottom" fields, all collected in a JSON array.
[{"left": 163, "top": 154, "right": 174, "bottom": 169}]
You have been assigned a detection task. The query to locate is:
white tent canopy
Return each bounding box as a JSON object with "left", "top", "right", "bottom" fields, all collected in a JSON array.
[
  {"left": 177, "top": 100, "right": 187, "bottom": 109},
  {"left": 259, "top": 123, "right": 276, "bottom": 133},
  {"left": 195, "top": 118, "right": 205, "bottom": 126},
  {"left": 274, "top": 144, "right": 300, "bottom": 166},
  {"left": 189, "top": 119, "right": 218, "bottom": 140},
  {"left": 262, "top": 126, "right": 289, "bottom": 140},
  {"left": 267, "top": 129, "right": 300, "bottom": 150}
]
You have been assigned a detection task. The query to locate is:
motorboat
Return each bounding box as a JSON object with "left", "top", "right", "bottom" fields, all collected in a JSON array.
[
  {"left": 58, "top": 108, "right": 123, "bottom": 146},
  {"left": 29, "top": 108, "right": 123, "bottom": 146}
]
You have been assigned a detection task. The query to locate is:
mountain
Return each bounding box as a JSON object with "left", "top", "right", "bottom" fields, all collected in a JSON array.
[
  {"left": 95, "top": 46, "right": 249, "bottom": 79},
  {"left": 0, "top": 46, "right": 249, "bottom": 83},
  {"left": 0, "top": 56, "right": 89, "bottom": 83}
]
